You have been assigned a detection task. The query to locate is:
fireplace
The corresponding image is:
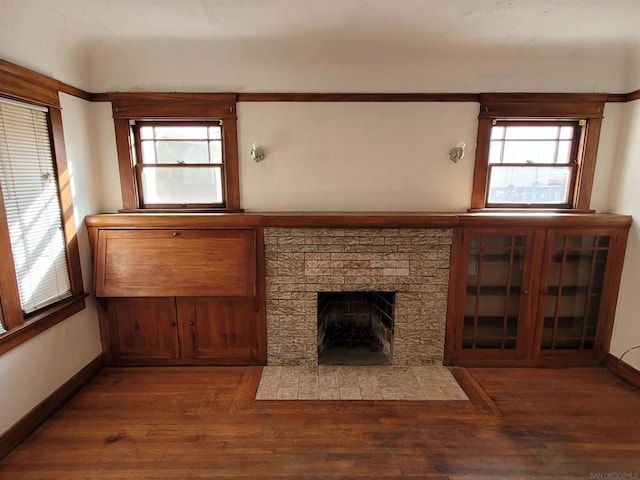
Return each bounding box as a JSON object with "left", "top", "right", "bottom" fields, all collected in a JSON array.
[
  {"left": 317, "top": 292, "right": 395, "bottom": 365},
  {"left": 264, "top": 227, "right": 452, "bottom": 365}
]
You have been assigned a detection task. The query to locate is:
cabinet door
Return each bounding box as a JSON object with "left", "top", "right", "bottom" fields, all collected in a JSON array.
[
  {"left": 535, "top": 229, "right": 620, "bottom": 360},
  {"left": 446, "top": 228, "right": 537, "bottom": 363},
  {"left": 95, "top": 229, "right": 255, "bottom": 297},
  {"left": 111, "top": 297, "right": 180, "bottom": 361},
  {"left": 178, "top": 297, "right": 257, "bottom": 364}
]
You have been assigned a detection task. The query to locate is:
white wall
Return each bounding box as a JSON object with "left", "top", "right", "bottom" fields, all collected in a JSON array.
[
  {"left": 86, "top": 41, "right": 630, "bottom": 94},
  {"left": 608, "top": 99, "right": 640, "bottom": 370},
  {"left": 0, "top": 93, "right": 103, "bottom": 435},
  {"left": 97, "top": 100, "right": 623, "bottom": 213},
  {"left": 238, "top": 102, "right": 478, "bottom": 212},
  {"left": 591, "top": 103, "right": 623, "bottom": 213}
]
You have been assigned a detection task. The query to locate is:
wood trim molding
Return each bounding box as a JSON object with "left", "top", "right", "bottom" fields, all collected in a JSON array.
[
  {"left": 84, "top": 212, "right": 633, "bottom": 230},
  {"left": 222, "top": 117, "right": 241, "bottom": 210},
  {"left": 478, "top": 94, "right": 606, "bottom": 119},
  {"left": 237, "top": 93, "right": 480, "bottom": 102},
  {"left": 627, "top": 89, "right": 640, "bottom": 102},
  {"left": 605, "top": 353, "right": 640, "bottom": 389},
  {"left": 606, "top": 93, "right": 629, "bottom": 102},
  {"left": 0, "top": 58, "right": 93, "bottom": 106},
  {"left": 574, "top": 117, "right": 602, "bottom": 210},
  {"left": 0, "top": 58, "right": 60, "bottom": 107},
  {"left": 109, "top": 93, "right": 238, "bottom": 119},
  {"left": 2, "top": 57, "right": 640, "bottom": 105},
  {"left": 0, "top": 295, "right": 87, "bottom": 356},
  {"left": 113, "top": 118, "right": 138, "bottom": 210},
  {"left": 57, "top": 82, "right": 92, "bottom": 101},
  {"left": 95, "top": 91, "right": 640, "bottom": 104},
  {"left": 0, "top": 353, "right": 104, "bottom": 460},
  {"left": 49, "top": 108, "right": 85, "bottom": 295}
]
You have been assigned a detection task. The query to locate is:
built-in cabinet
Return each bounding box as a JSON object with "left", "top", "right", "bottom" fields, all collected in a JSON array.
[
  {"left": 445, "top": 225, "right": 629, "bottom": 367},
  {"left": 87, "top": 213, "right": 631, "bottom": 368},
  {"left": 87, "top": 219, "right": 266, "bottom": 366},
  {"left": 107, "top": 297, "right": 258, "bottom": 365}
]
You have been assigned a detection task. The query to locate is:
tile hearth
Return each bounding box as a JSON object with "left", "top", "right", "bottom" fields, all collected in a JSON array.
[{"left": 255, "top": 366, "right": 469, "bottom": 401}]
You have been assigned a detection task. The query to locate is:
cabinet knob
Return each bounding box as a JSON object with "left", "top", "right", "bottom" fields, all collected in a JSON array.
[
  {"left": 169, "top": 321, "right": 176, "bottom": 326},
  {"left": 172, "top": 231, "right": 180, "bottom": 237},
  {"left": 189, "top": 320, "right": 195, "bottom": 326},
  {"left": 523, "top": 289, "right": 529, "bottom": 295}
]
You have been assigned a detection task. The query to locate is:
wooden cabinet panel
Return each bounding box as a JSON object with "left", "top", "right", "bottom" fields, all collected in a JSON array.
[
  {"left": 106, "top": 297, "right": 259, "bottom": 365},
  {"left": 450, "top": 228, "right": 538, "bottom": 362},
  {"left": 445, "top": 225, "right": 628, "bottom": 367},
  {"left": 111, "top": 297, "right": 180, "bottom": 360},
  {"left": 533, "top": 228, "right": 624, "bottom": 361},
  {"left": 95, "top": 229, "right": 255, "bottom": 297},
  {"left": 178, "top": 297, "right": 257, "bottom": 363}
]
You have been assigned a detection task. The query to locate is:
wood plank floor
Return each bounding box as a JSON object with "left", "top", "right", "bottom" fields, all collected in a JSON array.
[{"left": 1, "top": 367, "right": 639, "bottom": 479}]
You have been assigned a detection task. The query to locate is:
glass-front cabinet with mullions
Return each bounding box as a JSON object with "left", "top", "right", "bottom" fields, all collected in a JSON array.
[
  {"left": 457, "top": 229, "right": 536, "bottom": 361},
  {"left": 449, "top": 229, "right": 533, "bottom": 359},
  {"left": 535, "top": 231, "right": 614, "bottom": 359},
  {"left": 446, "top": 225, "right": 628, "bottom": 366}
]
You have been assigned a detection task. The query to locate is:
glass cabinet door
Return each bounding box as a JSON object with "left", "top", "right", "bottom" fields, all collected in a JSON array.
[
  {"left": 462, "top": 232, "right": 531, "bottom": 353},
  {"left": 539, "top": 233, "right": 611, "bottom": 352}
]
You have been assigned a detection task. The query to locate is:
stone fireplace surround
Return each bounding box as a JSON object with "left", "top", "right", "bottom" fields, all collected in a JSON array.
[{"left": 265, "top": 227, "right": 453, "bottom": 365}]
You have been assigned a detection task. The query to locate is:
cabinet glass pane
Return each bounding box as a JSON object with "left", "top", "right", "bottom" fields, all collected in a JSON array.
[
  {"left": 541, "top": 234, "right": 609, "bottom": 351},
  {"left": 462, "top": 233, "right": 527, "bottom": 351}
]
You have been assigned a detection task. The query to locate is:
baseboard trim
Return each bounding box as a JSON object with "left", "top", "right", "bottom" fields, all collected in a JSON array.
[
  {"left": 604, "top": 353, "right": 640, "bottom": 389},
  {"left": 0, "top": 353, "right": 105, "bottom": 460}
]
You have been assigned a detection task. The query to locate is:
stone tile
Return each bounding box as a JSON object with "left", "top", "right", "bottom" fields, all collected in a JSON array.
[
  {"left": 359, "top": 386, "right": 384, "bottom": 400},
  {"left": 381, "top": 387, "right": 404, "bottom": 400},
  {"left": 276, "top": 386, "right": 299, "bottom": 400},
  {"left": 318, "top": 387, "right": 341, "bottom": 400},
  {"left": 443, "top": 387, "right": 469, "bottom": 401},
  {"left": 375, "top": 372, "right": 400, "bottom": 389},
  {"left": 424, "top": 387, "right": 448, "bottom": 401},
  {"left": 255, "top": 385, "right": 279, "bottom": 400},
  {"left": 255, "top": 366, "right": 467, "bottom": 401},
  {"left": 339, "top": 387, "right": 362, "bottom": 400}
]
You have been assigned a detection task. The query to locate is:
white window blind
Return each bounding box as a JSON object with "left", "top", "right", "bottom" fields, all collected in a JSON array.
[{"left": 0, "top": 98, "right": 71, "bottom": 314}]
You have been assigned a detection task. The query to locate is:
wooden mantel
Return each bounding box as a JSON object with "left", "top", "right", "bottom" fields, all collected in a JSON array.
[{"left": 85, "top": 212, "right": 633, "bottom": 229}]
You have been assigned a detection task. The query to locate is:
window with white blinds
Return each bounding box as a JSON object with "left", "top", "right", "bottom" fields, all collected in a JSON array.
[{"left": 0, "top": 98, "right": 71, "bottom": 314}]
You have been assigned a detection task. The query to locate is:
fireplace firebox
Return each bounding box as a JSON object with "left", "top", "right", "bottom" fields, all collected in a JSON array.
[{"left": 317, "top": 292, "right": 395, "bottom": 365}]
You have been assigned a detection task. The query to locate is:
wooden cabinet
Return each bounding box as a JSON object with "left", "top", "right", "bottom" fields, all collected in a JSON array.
[
  {"left": 95, "top": 229, "right": 255, "bottom": 297},
  {"left": 110, "top": 297, "right": 180, "bottom": 361},
  {"left": 88, "top": 221, "right": 266, "bottom": 366},
  {"left": 106, "top": 297, "right": 259, "bottom": 365},
  {"left": 445, "top": 226, "right": 628, "bottom": 367},
  {"left": 177, "top": 297, "right": 256, "bottom": 361}
]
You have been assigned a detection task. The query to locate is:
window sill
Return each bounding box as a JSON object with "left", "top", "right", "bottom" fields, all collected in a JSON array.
[
  {"left": 468, "top": 208, "right": 596, "bottom": 214},
  {"left": 118, "top": 208, "right": 244, "bottom": 214},
  {"left": 0, "top": 294, "right": 88, "bottom": 356}
]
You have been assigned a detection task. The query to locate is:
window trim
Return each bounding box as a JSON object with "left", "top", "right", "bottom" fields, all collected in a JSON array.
[
  {"left": 0, "top": 95, "right": 86, "bottom": 353},
  {"left": 470, "top": 94, "right": 605, "bottom": 211},
  {"left": 110, "top": 93, "right": 241, "bottom": 212}
]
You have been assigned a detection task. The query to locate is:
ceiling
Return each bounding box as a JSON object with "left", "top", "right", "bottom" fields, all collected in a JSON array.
[{"left": 1, "top": 0, "right": 639, "bottom": 92}]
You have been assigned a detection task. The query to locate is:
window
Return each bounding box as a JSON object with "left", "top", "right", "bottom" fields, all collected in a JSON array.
[
  {"left": 486, "top": 121, "right": 581, "bottom": 207},
  {"left": 470, "top": 94, "right": 605, "bottom": 211},
  {"left": 133, "top": 122, "right": 225, "bottom": 207},
  {"left": 0, "top": 95, "right": 85, "bottom": 349},
  {"left": 110, "top": 94, "right": 240, "bottom": 211}
]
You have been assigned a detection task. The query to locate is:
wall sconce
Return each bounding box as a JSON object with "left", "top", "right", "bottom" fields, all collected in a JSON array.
[
  {"left": 448, "top": 141, "right": 466, "bottom": 162},
  {"left": 250, "top": 143, "right": 266, "bottom": 162}
]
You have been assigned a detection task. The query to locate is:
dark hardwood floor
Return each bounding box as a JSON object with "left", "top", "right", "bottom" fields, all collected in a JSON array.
[{"left": 1, "top": 366, "right": 639, "bottom": 479}]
